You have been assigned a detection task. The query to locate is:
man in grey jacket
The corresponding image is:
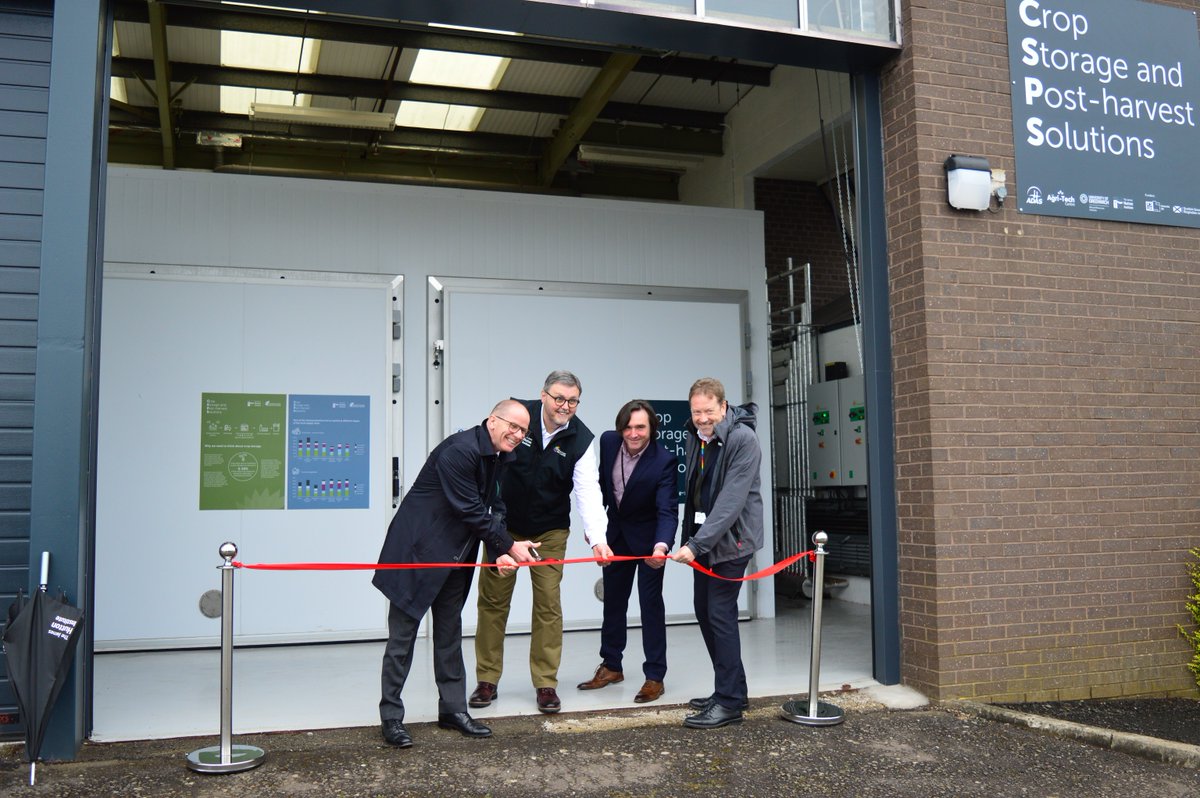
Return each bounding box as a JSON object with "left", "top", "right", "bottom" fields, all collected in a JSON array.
[{"left": 671, "top": 377, "right": 764, "bottom": 729}]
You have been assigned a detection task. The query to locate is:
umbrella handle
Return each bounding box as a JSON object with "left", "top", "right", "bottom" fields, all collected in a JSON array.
[{"left": 39, "top": 551, "right": 50, "bottom": 592}]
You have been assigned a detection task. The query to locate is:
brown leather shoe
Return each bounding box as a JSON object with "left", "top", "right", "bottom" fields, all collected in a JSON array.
[
  {"left": 536, "top": 687, "right": 561, "bottom": 713},
  {"left": 576, "top": 664, "right": 624, "bottom": 690},
  {"left": 633, "top": 680, "right": 664, "bottom": 703},
  {"left": 468, "top": 681, "right": 498, "bottom": 708}
]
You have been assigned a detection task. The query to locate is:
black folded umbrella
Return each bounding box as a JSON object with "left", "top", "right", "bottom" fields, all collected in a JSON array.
[{"left": 2, "top": 585, "right": 85, "bottom": 786}]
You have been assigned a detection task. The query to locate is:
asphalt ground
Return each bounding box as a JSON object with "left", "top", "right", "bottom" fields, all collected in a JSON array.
[{"left": 1, "top": 689, "right": 1198, "bottom": 797}]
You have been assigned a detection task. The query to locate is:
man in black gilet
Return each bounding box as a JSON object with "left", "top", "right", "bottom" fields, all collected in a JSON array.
[{"left": 471, "top": 370, "right": 611, "bottom": 714}]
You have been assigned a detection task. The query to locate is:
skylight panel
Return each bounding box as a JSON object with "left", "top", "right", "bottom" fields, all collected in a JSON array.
[
  {"left": 408, "top": 50, "right": 509, "bottom": 90},
  {"left": 219, "top": 29, "right": 320, "bottom": 116},
  {"left": 394, "top": 50, "right": 510, "bottom": 132},
  {"left": 395, "top": 102, "right": 486, "bottom": 132},
  {"left": 220, "top": 31, "right": 319, "bottom": 73},
  {"left": 110, "top": 27, "right": 127, "bottom": 103}
]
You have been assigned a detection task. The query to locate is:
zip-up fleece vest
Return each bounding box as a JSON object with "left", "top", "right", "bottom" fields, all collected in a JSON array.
[{"left": 502, "top": 398, "right": 594, "bottom": 535}]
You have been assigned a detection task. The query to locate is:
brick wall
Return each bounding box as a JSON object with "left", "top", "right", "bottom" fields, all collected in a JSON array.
[
  {"left": 882, "top": 0, "right": 1200, "bottom": 701},
  {"left": 754, "top": 178, "right": 850, "bottom": 330}
]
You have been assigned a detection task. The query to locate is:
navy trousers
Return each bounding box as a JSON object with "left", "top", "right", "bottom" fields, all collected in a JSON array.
[
  {"left": 598, "top": 536, "right": 667, "bottom": 681},
  {"left": 693, "top": 553, "right": 751, "bottom": 709}
]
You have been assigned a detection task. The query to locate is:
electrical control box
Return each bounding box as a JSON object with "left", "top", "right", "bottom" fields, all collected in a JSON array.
[
  {"left": 807, "top": 380, "right": 841, "bottom": 487},
  {"left": 806, "top": 375, "right": 867, "bottom": 487},
  {"left": 839, "top": 375, "right": 867, "bottom": 486}
]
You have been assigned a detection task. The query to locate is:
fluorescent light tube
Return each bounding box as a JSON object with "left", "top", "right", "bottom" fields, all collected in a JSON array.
[{"left": 249, "top": 103, "right": 395, "bottom": 131}]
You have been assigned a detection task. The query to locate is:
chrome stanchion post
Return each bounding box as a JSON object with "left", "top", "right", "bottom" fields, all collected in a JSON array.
[
  {"left": 781, "top": 531, "right": 845, "bottom": 726},
  {"left": 186, "top": 542, "right": 267, "bottom": 774}
]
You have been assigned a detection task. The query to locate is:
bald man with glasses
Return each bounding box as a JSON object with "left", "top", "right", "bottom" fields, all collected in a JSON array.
[
  {"left": 471, "top": 370, "right": 610, "bottom": 714},
  {"left": 373, "top": 399, "right": 542, "bottom": 748}
]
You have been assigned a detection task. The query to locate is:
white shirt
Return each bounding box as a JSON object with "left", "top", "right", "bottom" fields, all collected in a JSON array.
[{"left": 541, "top": 421, "right": 607, "bottom": 548}]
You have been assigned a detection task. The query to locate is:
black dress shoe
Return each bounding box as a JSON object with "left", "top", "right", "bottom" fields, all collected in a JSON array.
[
  {"left": 437, "top": 712, "right": 492, "bottom": 738},
  {"left": 683, "top": 702, "right": 744, "bottom": 729},
  {"left": 381, "top": 719, "right": 413, "bottom": 747},
  {"left": 687, "top": 694, "right": 750, "bottom": 711}
]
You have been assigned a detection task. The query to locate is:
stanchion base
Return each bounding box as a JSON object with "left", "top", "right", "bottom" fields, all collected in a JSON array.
[
  {"left": 186, "top": 744, "right": 267, "bottom": 774},
  {"left": 780, "top": 699, "right": 845, "bottom": 727}
]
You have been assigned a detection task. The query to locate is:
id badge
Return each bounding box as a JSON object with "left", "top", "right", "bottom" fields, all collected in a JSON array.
[{"left": 693, "top": 511, "right": 707, "bottom": 525}]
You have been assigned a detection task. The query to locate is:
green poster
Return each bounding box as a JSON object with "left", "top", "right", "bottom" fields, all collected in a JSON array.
[{"left": 200, "top": 393, "right": 287, "bottom": 510}]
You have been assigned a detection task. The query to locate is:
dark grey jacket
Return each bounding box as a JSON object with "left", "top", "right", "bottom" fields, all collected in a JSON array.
[{"left": 681, "top": 402, "right": 764, "bottom": 565}]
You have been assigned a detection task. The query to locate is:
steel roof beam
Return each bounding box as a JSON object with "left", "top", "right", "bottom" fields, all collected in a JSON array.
[
  {"left": 113, "top": 0, "right": 772, "bottom": 87},
  {"left": 147, "top": 1, "right": 175, "bottom": 168},
  {"left": 109, "top": 106, "right": 723, "bottom": 159},
  {"left": 112, "top": 57, "right": 727, "bottom": 130},
  {"left": 540, "top": 52, "right": 638, "bottom": 185},
  {"left": 106, "top": 129, "right": 681, "bottom": 201}
]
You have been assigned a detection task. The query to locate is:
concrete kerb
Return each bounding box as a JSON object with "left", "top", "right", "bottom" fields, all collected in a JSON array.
[
  {"left": 538, "top": 683, "right": 926, "bottom": 735},
  {"left": 951, "top": 700, "right": 1200, "bottom": 770}
]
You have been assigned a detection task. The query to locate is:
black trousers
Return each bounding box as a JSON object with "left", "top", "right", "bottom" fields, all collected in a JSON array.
[
  {"left": 599, "top": 537, "right": 667, "bottom": 681},
  {"left": 693, "top": 553, "right": 751, "bottom": 709},
  {"left": 379, "top": 567, "right": 472, "bottom": 721}
]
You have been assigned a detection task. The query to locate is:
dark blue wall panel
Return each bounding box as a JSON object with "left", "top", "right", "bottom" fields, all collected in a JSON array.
[{"left": 0, "top": 0, "right": 51, "bottom": 741}]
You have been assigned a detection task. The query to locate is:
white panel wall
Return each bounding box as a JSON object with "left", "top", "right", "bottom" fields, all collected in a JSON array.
[
  {"left": 96, "top": 270, "right": 396, "bottom": 647},
  {"left": 679, "top": 66, "right": 852, "bottom": 209},
  {"left": 442, "top": 289, "right": 749, "bottom": 633},
  {"left": 103, "top": 166, "right": 775, "bottom": 643},
  {"left": 819, "top": 325, "right": 864, "bottom": 377}
]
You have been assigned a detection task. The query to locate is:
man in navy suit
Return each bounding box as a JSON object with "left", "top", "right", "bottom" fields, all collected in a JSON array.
[{"left": 576, "top": 399, "right": 679, "bottom": 703}]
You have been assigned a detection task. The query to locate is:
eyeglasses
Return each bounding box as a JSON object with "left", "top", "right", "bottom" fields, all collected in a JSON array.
[
  {"left": 492, "top": 415, "right": 528, "bottom": 437},
  {"left": 546, "top": 392, "right": 580, "bottom": 409}
]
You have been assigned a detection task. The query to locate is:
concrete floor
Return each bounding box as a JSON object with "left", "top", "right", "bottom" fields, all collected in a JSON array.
[{"left": 91, "top": 597, "right": 874, "bottom": 742}]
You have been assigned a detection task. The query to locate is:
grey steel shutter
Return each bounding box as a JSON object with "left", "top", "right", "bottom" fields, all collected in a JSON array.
[{"left": 0, "top": 0, "right": 52, "bottom": 740}]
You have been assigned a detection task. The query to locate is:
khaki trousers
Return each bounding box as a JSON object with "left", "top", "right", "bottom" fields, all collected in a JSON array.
[{"left": 474, "top": 527, "right": 570, "bottom": 688}]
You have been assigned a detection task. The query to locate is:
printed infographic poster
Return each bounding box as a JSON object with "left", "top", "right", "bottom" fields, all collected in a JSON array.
[
  {"left": 199, "top": 393, "right": 287, "bottom": 510},
  {"left": 288, "top": 394, "right": 370, "bottom": 510}
]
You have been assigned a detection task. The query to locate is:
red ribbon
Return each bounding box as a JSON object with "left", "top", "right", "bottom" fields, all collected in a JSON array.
[
  {"left": 233, "top": 550, "right": 815, "bottom": 582},
  {"left": 685, "top": 549, "right": 815, "bottom": 582}
]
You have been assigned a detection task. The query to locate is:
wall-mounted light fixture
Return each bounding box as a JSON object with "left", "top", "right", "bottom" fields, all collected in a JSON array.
[{"left": 944, "top": 154, "right": 993, "bottom": 211}]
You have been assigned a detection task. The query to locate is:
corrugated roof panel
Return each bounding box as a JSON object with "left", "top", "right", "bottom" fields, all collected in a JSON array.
[
  {"left": 180, "top": 84, "right": 220, "bottom": 114},
  {"left": 474, "top": 108, "right": 556, "bottom": 137},
  {"left": 124, "top": 79, "right": 220, "bottom": 114},
  {"left": 122, "top": 79, "right": 154, "bottom": 107},
  {"left": 308, "top": 95, "right": 365, "bottom": 111},
  {"left": 114, "top": 23, "right": 262, "bottom": 76},
  {"left": 497, "top": 59, "right": 598, "bottom": 97},
  {"left": 316, "top": 40, "right": 397, "bottom": 80},
  {"left": 114, "top": 21, "right": 150, "bottom": 59},
  {"left": 167, "top": 26, "right": 219, "bottom": 65}
]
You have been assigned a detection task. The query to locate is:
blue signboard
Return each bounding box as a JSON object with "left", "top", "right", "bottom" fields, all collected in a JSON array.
[
  {"left": 651, "top": 399, "right": 691, "bottom": 504},
  {"left": 287, "top": 394, "right": 370, "bottom": 509},
  {"left": 1007, "top": 0, "right": 1200, "bottom": 227}
]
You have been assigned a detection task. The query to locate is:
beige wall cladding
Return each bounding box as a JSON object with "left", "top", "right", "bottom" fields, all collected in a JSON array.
[{"left": 881, "top": 0, "right": 1200, "bottom": 701}]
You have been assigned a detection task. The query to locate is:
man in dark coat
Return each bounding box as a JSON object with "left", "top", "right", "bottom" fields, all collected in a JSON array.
[
  {"left": 577, "top": 399, "right": 678, "bottom": 703},
  {"left": 373, "top": 399, "right": 541, "bottom": 748}
]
